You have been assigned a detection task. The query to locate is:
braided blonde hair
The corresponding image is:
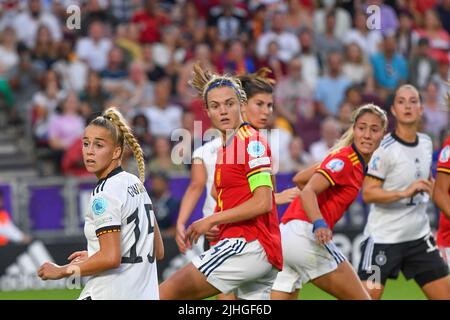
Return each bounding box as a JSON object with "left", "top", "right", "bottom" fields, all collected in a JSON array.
[
  {"left": 329, "top": 103, "right": 388, "bottom": 153},
  {"left": 90, "top": 107, "right": 146, "bottom": 183},
  {"left": 189, "top": 62, "right": 247, "bottom": 106}
]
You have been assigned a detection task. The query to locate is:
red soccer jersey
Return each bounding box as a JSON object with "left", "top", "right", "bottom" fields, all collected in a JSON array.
[
  {"left": 214, "top": 123, "right": 282, "bottom": 270},
  {"left": 282, "top": 144, "right": 365, "bottom": 229},
  {"left": 436, "top": 135, "right": 450, "bottom": 247}
]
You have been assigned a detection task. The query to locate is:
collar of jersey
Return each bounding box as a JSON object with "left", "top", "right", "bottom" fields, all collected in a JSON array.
[
  {"left": 223, "top": 122, "right": 251, "bottom": 147},
  {"left": 95, "top": 166, "right": 124, "bottom": 187},
  {"left": 351, "top": 143, "right": 366, "bottom": 171},
  {"left": 391, "top": 131, "right": 418, "bottom": 147}
]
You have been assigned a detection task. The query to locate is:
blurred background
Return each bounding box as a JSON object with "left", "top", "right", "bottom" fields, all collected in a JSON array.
[{"left": 0, "top": 0, "right": 449, "bottom": 299}]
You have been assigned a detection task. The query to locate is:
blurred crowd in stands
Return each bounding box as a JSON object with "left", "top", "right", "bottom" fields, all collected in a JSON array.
[{"left": 0, "top": 0, "right": 449, "bottom": 181}]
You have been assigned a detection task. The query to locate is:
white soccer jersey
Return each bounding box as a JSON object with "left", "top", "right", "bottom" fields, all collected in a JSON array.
[
  {"left": 79, "top": 167, "right": 159, "bottom": 300},
  {"left": 192, "top": 137, "right": 221, "bottom": 218},
  {"left": 364, "top": 132, "right": 433, "bottom": 243}
]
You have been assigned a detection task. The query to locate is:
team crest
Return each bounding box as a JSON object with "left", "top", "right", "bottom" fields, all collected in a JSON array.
[
  {"left": 439, "top": 146, "right": 450, "bottom": 163},
  {"left": 326, "top": 159, "right": 345, "bottom": 173},
  {"left": 92, "top": 198, "right": 107, "bottom": 216},
  {"left": 247, "top": 141, "right": 265, "bottom": 158},
  {"left": 375, "top": 251, "right": 387, "bottom": 266}
]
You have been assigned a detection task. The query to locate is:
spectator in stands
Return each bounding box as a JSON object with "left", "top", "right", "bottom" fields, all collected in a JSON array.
[
  {"left": 343, "top": 9, "right": 382, "bottom": 56},
  {"left": 152, "top": 25, "right": 185, "bottom": 71},
  {"left": 115, "top": 23, "right": 143, "bottom": 63},
  {"left": 279, "top": 136, "right": 312, "bottom": 173},
  {"left": 256, "top": 10, "right": 300, "bottom": 63},
  {"left": 364, "top": 0, "right": 399, "bottom": 35},
  {"left": 79, "top": 70, "right": 110, "bottom": 118},
  {"left": 285, "top": 0, "right": 313, "bottom": 33},
  {"left": 52, "top": 39, "right": 88, "bottom": 94},
  {"left": 396, "top": 10, "right": 415, "bottom": 58},
  {"left": 79, "top": 0, "right": 116, "bottom": 37},
  {"left": 342, "top": 42, "right": 375, "bottom": 94},
  {"left": 408, "top": 38, "right": 438, "bottom": 90},
  {"left": 431, "top": 56, "right": 450, "bottom": 112},
  {"left": 0, "top": 26, "right": 19, "bottom": 79},
  {"left": 144, "top": 76, "right": 182, "bottom": 137},
  {"left": 412, "top": 9, "right": 450, "bottom": 63},
  {"left": 313, "top": 0, "right": 351, "bottom": 41},
  {"left": 222, "top": 40, "right": 255, "bottom": 75},
  {"left": 297, "top": 29, "right": 320, "bottom": 89},
  {"left": 120, "top": 61, "right": 155, "bottom": 117},
  {"left": 131, "top": 113, "right": 153, "bottom": 161},
  {"left": 99, "top": 46, "right": 128, "bottom": 93},
  {"left": 147, "top": 171, "right": 179, "bottom": 237},
  {"left": 148, "top": 136, "right": 187, "bottom": 174},
  {"left": 309, "top": 117, "right": 342, "bottom": 163},
  {"left": 315, "top": 51, "right": 352, "bottom": 117},
  {"left": 12, "top": 0, "right": 62, "bottom": 49},
  {"left": 0, "top": 190, "right": 31, "bottom": 246},
  {"left": 314, "top": 9, "right": 344, "bottom": 65},
  {"left": 206, "top": 0, "right": 247, "bottom": 42},
  {"left": 422, "top": 80, "right": 449, "bottom": 142},
  {"left": 370, "top": 33, "right": 408, "bottom": 101},
  {"left": 75, "top": 20, "right": 112, "bottom": 72},
  {"left": 131, "top": 0, "right": 171, "bottom": 44},
  {"left": 337, "top": 101, "right": 354, "bottom": 132},
  {"left": 30, "top": 24, "right": 58, "bottom": 73},
  {"left": 31, "top": 69, "right": 65, "bottom": 145},
  {"left": 436, "top": 0, "right": 450, "bottom": 34},
  {"left": 47, "top": 92, "right": 85, "bottom": 171}
]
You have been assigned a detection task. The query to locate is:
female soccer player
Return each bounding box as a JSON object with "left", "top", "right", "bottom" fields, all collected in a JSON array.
[
  {"left": 271, "top": 103, "right": 388, "bottom": 300},
  {"left": 38, "top": 107, "right": 164, "bottom": 300},
  {"left": 434, "top": 133, "right": 450, "bottom": 267},
  {"left": 358, "top": 84, "right": 450, "bottom": 300},
  {"left": 176, "top": 68, "right": 297, "bottom": 255},
  {"left": 160, "top": 64, "right": 282, "bottom": 300}
]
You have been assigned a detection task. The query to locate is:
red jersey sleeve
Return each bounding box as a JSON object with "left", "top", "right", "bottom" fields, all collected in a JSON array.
[
  {"left": 437, "top": 136, "right": 450, "bottom": 174},
  {"left": 243, "top": 130, "right": 272, "bottom": 178},
  {"left": 316, "top": 153, "right": 352, "bottom": 187}
]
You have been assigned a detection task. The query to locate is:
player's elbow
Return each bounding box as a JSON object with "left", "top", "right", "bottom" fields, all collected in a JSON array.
[
  {"left": 362, "top": 187, "right": 373, "bottom": 204},
  {"left": 254, "top": 189, "right": 272, "bottom": 214},
  {"left": 104, "top": 252, "right": 121, "bottom": 269},
  {"left": 156, "top": 246, "right": 164, "bottom": 261}
]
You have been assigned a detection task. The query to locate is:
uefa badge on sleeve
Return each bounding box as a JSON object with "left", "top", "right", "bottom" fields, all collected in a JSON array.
[
  {"left": 92, "top": 198, "right": 107, "bottom": 216},
  {"left": 439, "top": 146, "right": 450, "bottom": 163},
  {"left": 247, "top": 141, "right": 265, "bottom": 158},
  {"left": 326, "top": 159, "right": 345, "bottom": 173}
]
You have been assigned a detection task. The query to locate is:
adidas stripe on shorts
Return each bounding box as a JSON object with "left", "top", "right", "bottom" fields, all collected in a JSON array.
[
  {"left": 272, "top": 220, "right": 346, "bottom": 293},
  {"left": 192, "top": 237, "right": 277, "bottom": 300}
]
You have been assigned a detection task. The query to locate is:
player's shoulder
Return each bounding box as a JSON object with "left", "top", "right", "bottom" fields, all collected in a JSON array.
[
  {"left": 417, "top": 132, "right": 432, "bottom": 144},
  {"left": 193, "top": 137, "right": 221, "bottom": 160},
  {"left": 444, "top": 135, "right": 450, "bottom": 148},
  {"left": 92, "top": 168, "right": 135, "bottom": 198},
  {"left": 379, "top": 133, "right": 396, "bottom": 150},
  {"left": 322, "top": 145, "right": 355, "bottom": 170}
]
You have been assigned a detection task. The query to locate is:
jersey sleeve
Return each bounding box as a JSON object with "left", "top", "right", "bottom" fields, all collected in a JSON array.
[
  {"left": 192, "top": 144, "right": 204, "bottom": 161},
  {"left": 437, "top": 138, "right": 450, "bottom": 174},
  {"left": 316, "top": 154, "right": 352, "bottom": 187},
  {"left": 366, "top": 146, "right": 390, "bottom": 181},
  {"left": 244, "top": 134, "right": 273, "bottom": 192},
  {"left": 91, "top": 187, "right": 123, "bottom": 237}
]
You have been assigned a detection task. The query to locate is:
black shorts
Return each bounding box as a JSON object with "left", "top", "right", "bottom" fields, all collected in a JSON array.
[{"left": 357, "top": 233, "right": 449, "bottom": 287}]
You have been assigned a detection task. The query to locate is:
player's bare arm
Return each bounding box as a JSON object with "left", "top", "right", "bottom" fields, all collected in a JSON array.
[
  {"left": 300, "top": 172, "right": 332, "bottom": 245},
  {"left": 186, "top": 186, "right": 272, "bottom": 245},
  {"left": 154, "top": 218, "right": 164, "bottom": 261},
  {"left": 362, "top": 176, "right": 433, "bottom": 204},
  {"left": 293, "top": 163, "right": 320, "bottom": 190},
  {"left": 433, "top": 172, "right": 450, "bottom": 219},
  {"left": 175, "top": 158, "right": 207, "bottom": 253}
]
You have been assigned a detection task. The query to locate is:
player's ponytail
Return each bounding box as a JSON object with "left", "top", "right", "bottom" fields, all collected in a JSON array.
[
  {"left": 329, "top": 103, "right": 388, "bottom": 154},
  {"left": 90, "top": 107, "right": 146, "bottom": 183},
  {"left": 189, "top": 62, "right": 247, "bottom": 106}
]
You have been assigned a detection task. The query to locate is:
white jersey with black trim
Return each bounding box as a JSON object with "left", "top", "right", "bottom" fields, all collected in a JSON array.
[
  {"left": 364, "top": 132, "right": 433, "bottom": 243},
  {"left": 192, "top": 137, "right": 221, "bottom": 218},
  {"left": 79, "top": 167, "right": 159, "bottom": 300}
]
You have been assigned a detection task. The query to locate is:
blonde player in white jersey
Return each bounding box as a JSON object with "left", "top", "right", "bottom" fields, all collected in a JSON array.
[
  {"left": 358, "top": 85, "right": 450, "bottom": 299},
  {"left": 38, "top": 108, "right": 164, "bottom": 300}
]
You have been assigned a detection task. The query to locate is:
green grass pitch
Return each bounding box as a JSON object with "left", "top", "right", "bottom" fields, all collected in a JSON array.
[{"left": 0, "top": 274, "right": 426, "bottom": 300}]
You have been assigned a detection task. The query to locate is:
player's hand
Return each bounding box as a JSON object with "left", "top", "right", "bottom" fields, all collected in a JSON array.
[
  {"left": 37, "top": 262, "right": 66, "bottom": 280},
  {"left": 175, "top": 223, "right": 187, "bottom": 254},
  {"left": 68, "top": 251, "right": 88, "bottom": 264},
  {"left": 275, "top": 187, "right": 301, "bottom": 205},
  {"left": 205, "top": 225, "right": 220, "bottom": 243},
  {"left": 186, "top": 217, "right": 214, "bottom": 248},
  {"left": 314, "top": 227, "right": 333, "bottom": 245},
  {"left": 402, "top": 179, "right": 433, "bottom": 198}
]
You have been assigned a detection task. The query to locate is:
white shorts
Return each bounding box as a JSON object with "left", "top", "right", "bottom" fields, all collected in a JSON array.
[
  {"left": 192, "top": 238, "right": 277, "bottom": 300},
  {"left": 272, "top": 220, "right": 346, "bottom": 293},
  {"left": 439, "top": 246, "right": 450, "bottom": 268}
]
